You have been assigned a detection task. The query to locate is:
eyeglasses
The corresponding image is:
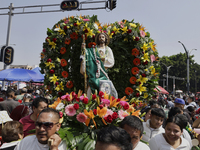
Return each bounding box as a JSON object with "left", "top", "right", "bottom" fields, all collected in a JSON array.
[{"left": 35, "top": 122, "right": 59, "bottom": 129}]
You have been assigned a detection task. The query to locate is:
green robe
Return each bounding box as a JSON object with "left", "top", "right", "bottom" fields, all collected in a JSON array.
[{"left": 85, "top": 48, "right": 108, "bottom": 92}]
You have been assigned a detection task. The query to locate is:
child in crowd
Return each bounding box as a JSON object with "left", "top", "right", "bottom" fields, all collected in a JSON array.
[
  {"left": 142, "top": 108, "right": 165, "bottom": 143},
  {"left": 149, "top": 114, "right": 191, "bottom": 150}
]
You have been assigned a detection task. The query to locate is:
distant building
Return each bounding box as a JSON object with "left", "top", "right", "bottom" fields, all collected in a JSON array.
[{"left": 10, "top": 65, "right": 33, "bottom": 70}]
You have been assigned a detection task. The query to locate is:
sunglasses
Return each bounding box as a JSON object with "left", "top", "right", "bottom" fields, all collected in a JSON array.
[{"left": 35, "top": 122, "right": 59, "bottom": 129}]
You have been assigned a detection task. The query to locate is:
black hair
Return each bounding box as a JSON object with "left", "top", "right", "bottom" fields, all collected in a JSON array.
[
  {"left": 21, "top": 88, "right": 27, "bottom": 93},
  {"left": 149, "top": 100, "right": 157, "bottom": 106},
  {"left": 6, "top": 89, "right": 15, "bottom": 98},
  {"left": 96, "top": 126, "right": 133, "bottom": 150},
  {"left": 189, "top": 96, "right": 194, "bottom": 101},
  {"left": 151, "top": 108, "right": 166, "bottom": 119},
  {"left": 168, "top": 107, "right": 182, "bottom": 118},
  {"left": 32, "top": 97, "right": 48, "bottom": 109},
  {"left": 141, "top": 107, "right": 151, "bottom": 115},
  {"left": 187, "top": 106, "right": 195, "bottom": 113},
  {"left": 39, "top": 108, "right": 60, "bottom": 120},
  {"left": 120, "top": 115, "right": 143, "bottom": 137},
  {"left": 164, "top": 114, "right": 187, "bottom": 131}
]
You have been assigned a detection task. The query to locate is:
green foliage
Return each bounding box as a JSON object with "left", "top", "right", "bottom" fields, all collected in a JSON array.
[
  {"left": 159, "top": 53, "right": 200, "bottom": 92},
  {"left": 39, "top": 15, "right": 160, "bottom": 101}
]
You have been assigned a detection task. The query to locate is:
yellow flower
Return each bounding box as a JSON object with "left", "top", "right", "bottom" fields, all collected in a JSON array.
[
  {"left": 144, "top": 68, "right": 148, "bottom": 72},
  {"left": 121, "top": 26, "right": 128, "bottom": 34},
  {"left": 59, "top": 117, "right": 63, "bottom": 123},
  {"left": 141, "top": 43, "right": 149, "bottom": 52},
  {"left": 86, "top": 28, "right": 94, "bottom": 37},
  {"left": 49, "top": 41, "right": 56, "bottom": 49},
  {"left": 136, "top": 75, "right": 148, "bottom": 85},
  {"left": 129, "top": 23, "right": 137, "bottom": 28},
  {"left": 132, "top": 36, "right": 135, "bottom": 41},
  {"left": 113, "top": 26, "right": 120, "bottom": 34},
  {"left": 150, "top": 66, "right": 154, "bottom": 70},
  {"left": 108, "top": 30, "right": 114, "bottom": 39},
  {"left": 49, "top": 74, "right": 59, "bottom": 84},
  {"left": 45, "top": 62, "right": 55, "bottom": 69},
  {"left": 144, "top": 93, "right": 148, "bottom": 99},
  {"left": 136, "top": 84, "right": 147, "bottom": 95},
  {"left": 141, "top": 53, "right": 150, "bottom": 62},
  {"left": 55, "top": 82, "right": 64, "bottom": 91},
  {"left": 76, "top": 20, "right": 81, "bottom": 26},
  {"left": 151, "top": 68, "right": 155, "bottom": 75},
  {"left": 149, "top": 41, "right": 157, "bottom": 52},
  {"left": 58, "top": 28, "right": 66, "bottom": 36},
  {"left": 124, "top": 38, "right": 128, "bottom": 41},
  {"left": 57, "top": 58, "right": 61, "bottom": 62}
]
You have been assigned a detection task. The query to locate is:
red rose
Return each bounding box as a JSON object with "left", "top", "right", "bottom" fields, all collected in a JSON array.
[
  {"left": 84, "top": 29, "right": 88, "bottom": 33},
  {"left": 47, "top": 58, "right": 52, "bottom": 62},
  {"left": 92, "top": 94, "right": 97, "bottom": 99},
  {"left": 50, "top": 69, "right": 55, "bottom": 74},
  {"left": 93, "top": 109, "right": 97, "bottom": 115},
  {"left": 136, "top": 93, "right": 140, "bottom": 97},
  {"left": 142, "top": 73, "right": 146, "bottom": 77},
  {"left": 99, "top": 91, "right": 104, "bottom": 98},
  {"left": 59, "top": 112, "right": 63, "bottom": 118},
  {"left": 92, "top": 35, "right": 95, "bottom": 39},
  {"left": 18, "top": 100, "right": 22, "bottom": 103},
  {"left": 123, "top": 103, "right": 129, "bottom": 110},
  {"left": 64, "top": 26, "right": 67, "bottom": 30},
  {"left": 58, "top": 92, "right": 63, "bottom": 96},
  {"left": 46, "top": 37, "right": 50, "bottom": 42},
  {"left": 55, "top": 82, "right": 59, "bottom": 86},
  {"left": 127, "top": 29, "right": 132, "bottom": 33},
  {"left": 117, "top": 98, "right": 121, "bottom": 102},
  {"left": 83, "top": 97, "right": 88, "bottom": 104},
  {"left": 53, "top": 38, "right": 57, "bottom": 43},
  {"left": 135, "top": 37, "right": 140, "bottom": 41},
  {"left": 111, "top": 31, "right": 115, "bottom": 35},
  {"left": 104, "top": 115, "right": 113, "bottom": 123},
  {"left": 74, "top": 103, "right": 79, "bottom": 110},
  {"left": 43, "top": 49, "right": 46, "bottom": 53},
  {"left": 112, "top": 112, "right": 118, "bottom": 120},
  {"left": 74, "top": 23, "right": 77, "bottom": 26},
  {"left": 139, "top": 82, "right": 141, "bottom": 85},
  {"left": 99, "top": 105, "right": 104, "bottom": 109},
  {"left": 143, "top": 61, "right": 148, "bottom": 65}
]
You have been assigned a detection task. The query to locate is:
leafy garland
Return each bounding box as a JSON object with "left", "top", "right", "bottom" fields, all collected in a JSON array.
[{"left": 39, "top": 15, "right": 160, "bottom": 103}]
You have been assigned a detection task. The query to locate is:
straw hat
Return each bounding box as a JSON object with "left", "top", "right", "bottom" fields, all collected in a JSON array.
[{"left": 0, "top": 111, "right": 13, "bottom": 124}]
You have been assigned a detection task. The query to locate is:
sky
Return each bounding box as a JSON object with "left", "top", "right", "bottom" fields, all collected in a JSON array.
[{"left": 0, "top": 0, "right": 200, "bottom": 70}]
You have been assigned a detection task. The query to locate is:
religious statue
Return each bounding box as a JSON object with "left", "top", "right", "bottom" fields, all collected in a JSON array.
[{"left": 80, "top": 32, "right": 118, "bottom": 98}]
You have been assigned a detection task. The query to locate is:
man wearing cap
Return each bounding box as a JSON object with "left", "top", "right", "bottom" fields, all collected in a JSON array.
[{"left": 174, "top": 98, "right": 191, "bottom": 124}]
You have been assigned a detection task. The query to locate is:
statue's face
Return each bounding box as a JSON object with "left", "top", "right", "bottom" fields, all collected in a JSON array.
[{"left": 99, "top": 34, "right": 106, "bottom": 44}]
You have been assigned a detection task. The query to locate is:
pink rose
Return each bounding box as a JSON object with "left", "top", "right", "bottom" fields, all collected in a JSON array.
[
  {"left": 101, "top": 99, "right": 110, "bottom": 107},
  {"left": 76, "top": 113, "right": 87, "bottom": 123},
  {"left": 140, "top": 30, "right": 145, "bottom": 38},
  {"left": 118, "top": 109, "right": 129, "bottom": 120},
  {"left": 65, "top": 104, "right": 76, "bottom": 116}
]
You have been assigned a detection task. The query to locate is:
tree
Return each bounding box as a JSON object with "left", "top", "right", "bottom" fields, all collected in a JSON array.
[{"left": 159, "top": 53, "right": 200, "bottom": 93}]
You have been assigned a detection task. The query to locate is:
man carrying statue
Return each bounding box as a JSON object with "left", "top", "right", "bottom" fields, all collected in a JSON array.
[{"left": 80, "top": 32, "right": 118, "bottom": 98}]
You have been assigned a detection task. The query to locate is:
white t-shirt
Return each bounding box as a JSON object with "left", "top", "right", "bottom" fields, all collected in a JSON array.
[
  {"left": 134, "top": 141, "right": 150, "bottom": 150},
  {"left": 14, "top": 135, "right": 67, "bottom": 150},
  {"left": 149, "top": 133, "right": 191, "bottom": 150}
]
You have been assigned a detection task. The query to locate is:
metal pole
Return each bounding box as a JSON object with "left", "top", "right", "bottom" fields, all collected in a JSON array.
[
  {"left": 187, "top": 56, "right": 189, "bottom": 95},
  {"left": 2, "top": 3, "right": 13, "bottom": 90},
  {"left": 173, "top": 76, "right": 175, "bottom": 95},
  {"left": 195, "top": 70, "right": 197, "bottom": 93},
  {"left": 167, "top": 68, "right": 169, "bottom": 91}
]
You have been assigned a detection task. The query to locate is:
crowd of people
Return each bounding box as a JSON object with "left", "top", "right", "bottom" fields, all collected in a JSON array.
[{"left": 0, "top": 86, "right": 200, "bottom": 150}]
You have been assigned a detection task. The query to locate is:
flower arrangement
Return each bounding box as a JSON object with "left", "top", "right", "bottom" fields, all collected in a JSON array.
[
  {"left": 39, "top": 15, "right": 160, "bottom": 104},
  {"left": 49, "top": 90, "right": 143, "bottom": 150}
]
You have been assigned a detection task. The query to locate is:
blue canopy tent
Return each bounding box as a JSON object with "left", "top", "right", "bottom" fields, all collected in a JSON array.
[{"left": 0, "top": 68, "right": 44, "bottom": 82}]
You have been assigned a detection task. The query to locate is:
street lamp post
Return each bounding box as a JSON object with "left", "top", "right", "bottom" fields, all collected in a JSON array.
[
  {"left": 162, "top": 63, "right": 172, "bottom": 92},
  {"left": 178, "top": 41, "right": 197, "bottom": 95}
]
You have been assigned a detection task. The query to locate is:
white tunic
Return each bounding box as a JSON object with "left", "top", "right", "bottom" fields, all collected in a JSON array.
[
  {"left": 149, "top": 133, "right": 191, "bottom": 150},
  {"left": 14, "top": 135, "right": 67, "bottom": 150},
  {"left": 134, "top": 141, "right": 150, "bottom": 150}
]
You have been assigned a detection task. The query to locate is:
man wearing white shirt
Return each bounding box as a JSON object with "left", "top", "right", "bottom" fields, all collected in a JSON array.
[
  {"left": 14, "top": 108, "right": 66, "bottom": 150},
  {"left": 120, "top": 116, "right": 150, "bottom": 150}
]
